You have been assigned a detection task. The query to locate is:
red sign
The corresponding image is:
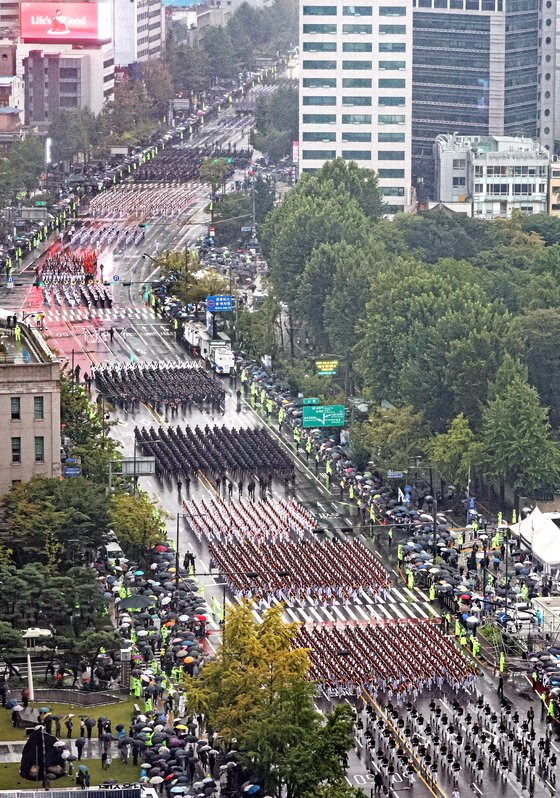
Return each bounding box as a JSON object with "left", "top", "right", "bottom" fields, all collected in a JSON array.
[{"left": 20, "top": 2, "right": 112, "bottom": 44}]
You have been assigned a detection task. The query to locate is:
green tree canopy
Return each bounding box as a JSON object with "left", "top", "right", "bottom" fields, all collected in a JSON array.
[
  {"left": 516, "top": 308, "right": 560, "bottom": 426},
  {"left": 109, "top": 493, "right": 165, "bottom": 560},
  {"left": 427, "top": 413, "right": 480, "bottom": 486},
  {"left": 480, "top": 375, "right": 560, "bottom": 496},
  {"left": 352, "top": 404, "right": 427, "bottom": 473}
]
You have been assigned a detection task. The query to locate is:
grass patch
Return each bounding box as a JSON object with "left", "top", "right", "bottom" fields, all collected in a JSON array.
[
  {"left": 0, "top": 759, "right": 140, "bottom": 790},
  {"left": 0, "top": 697, "right": 138, "bottom": 743}
]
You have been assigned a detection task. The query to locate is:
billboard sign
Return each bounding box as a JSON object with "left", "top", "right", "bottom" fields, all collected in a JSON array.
[
  {"left": 315, "top": 357, "right": 339, "bottom": 376},
  {"left": 292, "top": 141, "right": 300, "bottom": 164},
  {"left": 20, "top": 2, "right": 112, "bottom": 44},
  {"left": 206, "top": 294, "right": 233, "bottom": 312}
]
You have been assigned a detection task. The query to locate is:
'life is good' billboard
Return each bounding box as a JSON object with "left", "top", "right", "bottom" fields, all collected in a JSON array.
[{"left": 20, "top": 2, "right": 112, "bottom": 44}]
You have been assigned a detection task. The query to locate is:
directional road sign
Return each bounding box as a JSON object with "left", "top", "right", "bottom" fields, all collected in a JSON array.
[
  {"left": 302, "top": 404, "right": 345, "bottom": 428},
  {"left": 387, "top": 470, "right": 404, "bottom": 479},
  {"left": 240, "top": 226, "right": 252, "bottom": 232},
  {"left": 303, "top": 397, "right": 320, "bottom": 405}
]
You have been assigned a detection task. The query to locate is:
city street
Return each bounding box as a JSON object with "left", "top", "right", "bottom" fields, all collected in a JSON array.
[{"left": 1, "top": 103, "right": 558, "bottom": 798}]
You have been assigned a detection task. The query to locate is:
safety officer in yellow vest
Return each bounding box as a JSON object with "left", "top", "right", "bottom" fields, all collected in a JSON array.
[
  {"left": 293, "top": 427, "right": 301, "bottom": 451},
  {"left": 325, "top": 459, "right": 332, "bottom": 489},
  {"left": 266, "top": 398, "right": 273, "bottom": 419},
  {"left": 260, "top": 388, "right": 266, "bottom": 408},
  {"left": 397, "top": 543, "right": 404, "bottom": 566},
  {"left": 387, "top": 526, "right": 393, "bottom": 546},
  {"left": 520, "top": 582, "right": 529, "bottom": 602},
  {"left": 499, "top": 651, "right": 505, "bottom": 673},
  {"left": 278, "top": 407, "right": 285, "bottom": 429},
  {"left": 429, "top": 583, "right": 436, "bottom": 602},
  {"left": 406, "top": 569, "right": 414, "bottom": 590},
  {"left": 211, "top": 595, "right": 217, "bottom": 618},
  {"left": 349, "top": 482, "right": 354, "bottom": 502},
  {"left": 305, "top": 437, "right": 312, "bottom": 463},
  {"left": 456, "top": 531, "right": 463, "bottom": 550},
  {"left": 472, "top": 637, "right": 480, "bottom": 658},
  {"left": 455, "top": 619, "right": 462, "bottom": 638},
  {"left": 314, "top": 451, "right": 321, "bottom": 474}
]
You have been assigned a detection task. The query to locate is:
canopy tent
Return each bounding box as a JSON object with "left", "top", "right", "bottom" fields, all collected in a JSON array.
[{"left": 510, "top": 507, "right": 560, "bottom": 571}]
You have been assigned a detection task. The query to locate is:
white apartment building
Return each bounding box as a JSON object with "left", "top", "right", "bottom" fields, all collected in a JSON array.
[
  {"left": 113, "top": 0, "right": 165, "bottom": 66},
  {"left": 298, "top": 0, "right": 413, "bottom": 215},
  {"left": 434, "top": 133, "right": 550, "bottom": 219}
]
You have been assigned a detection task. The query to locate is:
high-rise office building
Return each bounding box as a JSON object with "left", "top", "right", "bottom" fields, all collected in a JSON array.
[
  {"left": 298, "top": 0, "right": 414, "bottom": 215},
  {"left": 411, "top": 0, "right": 557, "bottom": 197},
  {"left": 113, "top": 0, "right": 165, "bottom": 67}
]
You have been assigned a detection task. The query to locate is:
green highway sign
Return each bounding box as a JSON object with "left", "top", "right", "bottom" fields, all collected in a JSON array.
[
  {"left": 302, "top": 404, "right": 345, "bottom": 428},
  {"left": 303, "top": 397, "right": 320, "bottom": 405},
  {"left": 35, "top": 201, "right": 47, "bottom": 207},
  {"left": 315, "top": 357, "right": 339, "bottom": 376}
]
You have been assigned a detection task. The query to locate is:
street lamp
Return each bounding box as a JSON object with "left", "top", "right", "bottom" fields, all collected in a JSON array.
[
  {"left": 498, "top": 522, "right": 510, "bottom": 619},
  {"left": 479, "top": 533, "right": 488, "bottom": 615}
]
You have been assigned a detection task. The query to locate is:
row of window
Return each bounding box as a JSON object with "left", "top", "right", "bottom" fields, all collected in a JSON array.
[
  {"left": 303, "top": 113, "right": 407, "bottom": 124},
  {"left": 474, "top": 164, "right": 548, "bottom": 177},
  {"left": 473, "top": 183, "right": 546, "bottom": 195},
  {"left": 303, "top": 42, "right": 406, "bottom": 51},
  {"left": 302, "top": 149, "right": 405, "bottom": 160},
  {"left": 10, "top": 396, "right": 44, "bottom": 421},
  {"left": 303, "top": 77, "right": 404, "bottom": 87},
  {"left": 303, "top": 131, "right": 405, "bottom": 141},
  {"left": 303, "top": 5, "right": 407, "bottom": 14},
  {"left": 11, "top": 436, "right": 45, "bottom": 464},
  {"left": 303, "top": 88, "right": 405, "bottom": 105},
  {"left": 303, "top": 22, "right": 405, "bottom": 33},
  {"left": 303, "top": 59, "right": 406, "bottom": 69}
]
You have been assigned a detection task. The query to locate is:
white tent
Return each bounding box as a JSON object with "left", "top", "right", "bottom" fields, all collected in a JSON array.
[{"left": 510, "top": 506, "right": 560, "bottom": 571}]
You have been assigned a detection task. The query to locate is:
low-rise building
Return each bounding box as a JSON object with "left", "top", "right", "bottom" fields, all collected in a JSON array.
[
  {"left": 549, "top": 158, "right": 560, "bottom": 218},
  {"left": 22, "top": 45, "right": 114, "bottom": 126},
  {"left": 0, "top": 315, "right": 61, "bottom": 496},
  {"left": 434, "top": 133, "right": 550, "bottom": 219}
]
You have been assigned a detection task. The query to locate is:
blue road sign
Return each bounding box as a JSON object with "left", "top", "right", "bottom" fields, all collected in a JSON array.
[
  {"left": 64, "top": 467, "right": 82, "bottom": 478},
  {"left": 387, "top": 470, "right": 404, "bottom": 479},
  {"left": 113, "top": 274, "right": 120, "bottom": 282},
  {"left": 7, "top": 276, "right": 13, "bottom": 286},
  {"left": 206, "top": 294, "right": 233, "bottom": 312},
  {"left": 240, "top": 226, "right": 252, "bottom": 232}
]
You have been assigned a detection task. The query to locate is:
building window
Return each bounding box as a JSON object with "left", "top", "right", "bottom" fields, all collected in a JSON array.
[
  {"left": 379, "top": 78, "right": 405, "bottom": 87},
  {"left": 342, "top": 113, "right": 372, "bottom": 124},
  {"left": 379, "top": 150, "right": 405, "bottom": 159},
  {"left": 378, "top": 114, "right": 406, "bottom": 124},
  {"left": 34, "top": 436, "right": 45, "bottom": 463},
  {"left": 342, "top": 150, "right": 371, "bottom": 159},
  {"left": 343, "top": 41, "right": 372, "bottom": 51},
  {"left": 342, "top": 96, "right": 372, "bottom": 105},
  {"left": 452, "top": 159, "right": 466, "bottom": 169},
  {"left": 379, "top": 96, "right": 405, "bottom": 106},
  {"left": 303, "top": 59, "right": 337, "bottom": 69},
  {"left": 379, "top": 60, "right": 406, "bottom": 69},
  {"left": 342, "top": 77, "right": 372, "bottom": 87},
  {"left": 34, "top": 396, "right": 44, "bottom": 420},
  {"left": 303, "top": 23, "right": 337, "bottom": 32},
  {"left": 303, "top": 77, "right": 337, "bottom": 88},
  {"left": 11, "top": 397, "right": 20, "bottom": 420},
  {"left": 303, "top": 5, "right": 337, "bottom": 13},
  {"left": 381, "top": 186, "right": 405, "bottom": 195},
  {"left": 303, "top": 113, "right": 337, "bottom": 123},
  {"left": 303, "top": 131, "right": 337, "bottom": 141},
  {"left": 343, "top": 4, "right": 372, "bottom": 13},
  {"left": 342, "top": 131, "right": 372, "bottom": 142},
  {"left": 303, "top": 95, "right": 337, "bottom": 105},
  {"left": 452, "top": 176, "right": 466, "bottom": 187},
  {"left": 379, "top": 42, "right": 406, "bottom": 51},
  {"left": 385, "top": 204, "right": 405, "bottom": 214},
  {"left": 303, "top": 41, "right": 337, "bottom": 51},
  {"left": 379, "top": 5, "right": 407, "bottom": 14},
  {"left": 342, "top": 60, "right": 373, "bottom": 69},
  {"left": 379, "top": 132, "right": 405, "bottom": 141},
  {"left": 302, "top": 149, "right": 337, "bottom": 159},
  {"left": 342, "top": 23, "right": 372, "bottom": 33},
  {"left": 11, "top": 437, "right": 21, "bottom": 463},
  {"left": 379, "top": 24, "right": 406, "bottom": 33},
  {"left": 378, "top": 168, "right": 405, "bottom": 178}
]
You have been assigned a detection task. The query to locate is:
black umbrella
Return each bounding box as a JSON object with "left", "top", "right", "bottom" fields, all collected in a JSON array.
[{"left": 119, "top": 595, "right": 157, "bottom": 610}]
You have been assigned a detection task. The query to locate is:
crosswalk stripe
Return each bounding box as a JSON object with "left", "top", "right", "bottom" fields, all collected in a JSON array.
[
  {"left": 390, "top": 588, "right": 407, "bottom": 602},
  {"left": 423, "top": 602, "right": 440, "bottom": 617},
  {"left": 388, "top": 602, "right": 405, "bottom": 619},
  {"left": 414, "top": 586, "right": 429, "bottom": 601},
  {"left": 397, "top": 601, "right": 418, "bottom": 619},
  {"left": 354, "top": 605, "right": 371, "bottom": 621},
  {"left": 285, "top": 606, "right": 301, "bottom": 623},
  {"left": 321, "top": 606, "right": 336, "bottom": 622}
]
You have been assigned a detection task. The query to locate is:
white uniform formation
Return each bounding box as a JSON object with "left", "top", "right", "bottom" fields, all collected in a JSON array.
[
  {"left": 87, "top": 184, "right": 197, "bottom": 219},
  {"left": 186, "top": 496, "right": 317, "bottom": 546}
]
